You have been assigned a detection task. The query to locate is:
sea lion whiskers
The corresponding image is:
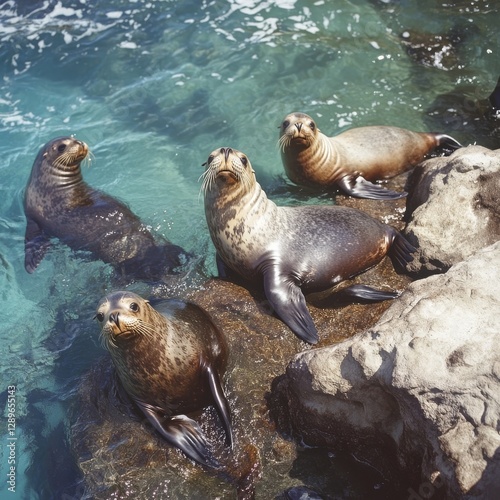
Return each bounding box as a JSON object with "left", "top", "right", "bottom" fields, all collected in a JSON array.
[
  {"left": 278, "top": 118, "right": 315, "bottom": 153},
  {"left": 52, "top": 145, "right": 87, "bottom": 169},
  {"left": 277, "top": 132, "right": 292, "bottom": 153},
  {"left": 236, "top": 157, "right": 255, "bottom": 193},
  {"left": 198, "top": 166, "right": 218, "bottom": 199},
  {"left": 99, "top": 317, "right": 157, "bottom": 349},
  {"left": 82, "top": 148, "right": 95, "bottom": 169},
  {"left": 99, "top": 328, "right": 118, "bottom": 350},
  {"left": 130, "top": 319, "right": 160, "bottom": 343}
]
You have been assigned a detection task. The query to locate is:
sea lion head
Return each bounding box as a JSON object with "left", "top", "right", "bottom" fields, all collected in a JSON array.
[
  {"left": 41, "top": 136, "right": 89, "bottom": 173},
  {"left": 200, "top": 147, "right": 256, "bottom": 199},
  {"left": 95, "top": 290, "right": 161, "bottom": 350},
  {"left": 278, "top": 112, "right": 319, "bottom": 151}
]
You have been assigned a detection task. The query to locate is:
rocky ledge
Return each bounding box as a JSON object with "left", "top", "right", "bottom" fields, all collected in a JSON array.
[{"left": 271, "top": 146, "right": 500, "bottom": 499}]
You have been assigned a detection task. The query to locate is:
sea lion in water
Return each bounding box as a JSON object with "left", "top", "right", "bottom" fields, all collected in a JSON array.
[
  {"left": 202, "top": 147, "right": 416, "bottom": 344},
  {"left": 95, "top": 290, "right": 233, "bottom": 467},
  {"left": 23, "top": 136, "right": 188, "bottom": 280},
  {"left": 278, "top": 112, "right": 462, "bottom": 199}
]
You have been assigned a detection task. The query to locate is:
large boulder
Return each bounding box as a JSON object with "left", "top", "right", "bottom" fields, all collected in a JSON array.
[
  {"left": 271, "top": 241, "right": 500, "bottom": 499},
  {"left": 404, "top": 145, "right": 500, "bottom": 276}
]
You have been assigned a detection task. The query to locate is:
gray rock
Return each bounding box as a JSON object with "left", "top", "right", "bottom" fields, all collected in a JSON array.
[
  {"left": 272, "top": 242, "right": 500, "bottom": 499},
  {"left": 404, "top": 145, "right": 500, "bottom": 276}
]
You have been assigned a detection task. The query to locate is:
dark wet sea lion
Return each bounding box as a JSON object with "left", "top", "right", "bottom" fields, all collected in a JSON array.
[
  {"left": 202, "top": 147, "right": 416, "bottom": 344},
  {"left": 23, "top": 136, "right": 188, "bottom": 280},
  {"left": 279, "top": 112, "right": 462, "bottom": 199},
  {"left": 95, "top": 290, "right": 233, "bottom": 467}
]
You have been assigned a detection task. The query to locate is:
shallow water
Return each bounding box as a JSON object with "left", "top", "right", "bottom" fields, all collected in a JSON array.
[{"left": 0, "top": 0, "right": 499, "bottom": 498}]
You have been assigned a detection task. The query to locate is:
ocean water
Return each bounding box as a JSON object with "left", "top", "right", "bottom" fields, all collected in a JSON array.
[{"left": 0, "top": 1, "right": 499, "bottom": 498}]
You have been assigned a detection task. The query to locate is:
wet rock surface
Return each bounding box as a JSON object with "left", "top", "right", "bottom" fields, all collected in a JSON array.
[{"left": 71, "top": 273, "right": 408, "bottom": 499}]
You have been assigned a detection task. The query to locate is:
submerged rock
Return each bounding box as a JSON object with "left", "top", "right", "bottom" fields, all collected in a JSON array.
[
  {"left": 271, "top": 242, "right": 500, "bottom": 499},
  {"left": 404, "top": 145, "right": 500, "bottom": 276}
]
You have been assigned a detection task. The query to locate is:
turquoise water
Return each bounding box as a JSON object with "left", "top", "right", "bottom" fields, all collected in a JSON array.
[{"left": 0, "top": 1, "right": 499, "bottom": 498}]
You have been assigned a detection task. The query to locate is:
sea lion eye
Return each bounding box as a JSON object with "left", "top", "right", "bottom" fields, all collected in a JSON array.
[
  {"left": 202, "top": 154, "right": 214, "bottom": 167},
  {"left": 57, "top": 144, "right": 67, "bottom": 153},
  {"left": 240, "top": 156, "right": 248, "bottom": 167},
  {"left": 282, "top": 120, "right": 290, "bottom": 129},
  {"left": 309, "top": 121, "right": 315, "bottom": 130},
  {"left": 129, "top": 302, "right": 139, "bottom": 312},
  {"left": 94, "top": 312, "right": 104, "bottom": 322}
]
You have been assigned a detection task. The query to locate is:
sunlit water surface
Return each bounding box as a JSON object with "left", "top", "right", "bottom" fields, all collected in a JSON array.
[{"left": 0, "top": 0, "right": 499, "bottom": 498}]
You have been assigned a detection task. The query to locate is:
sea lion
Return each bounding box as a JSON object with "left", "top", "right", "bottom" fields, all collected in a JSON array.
[
  {"left": 95, "top": 290, "right": 233, "bottom": 467},
  {"left": 278, "top": 112, "right": 462, "bottom": 199},
  {"left": 23, "top": 136, "right": 188, "bottom": 280},
  {"left": 202, "top": 147, "right": 416, "bottom": 344}
]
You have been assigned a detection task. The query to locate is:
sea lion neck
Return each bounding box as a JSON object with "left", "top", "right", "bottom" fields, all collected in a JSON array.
[{"left": 45, "top": 161, "right": 86, "bottom": 190}]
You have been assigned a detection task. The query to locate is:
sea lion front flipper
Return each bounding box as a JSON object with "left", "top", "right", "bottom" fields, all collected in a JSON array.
[
  {"left": 337, "top": 284, "right": 400, "bottom": 301},
  {"left": 134, "top": 399, "right": 219, "bottom": 468},
  {"left": 24, "top": 218, "right": 51, "bottom": 273},
  {"left": 202, "top": 360, "right": 233, "bottom": 448},
  {"left": 336, "top": 174, "right": 407, "bottom": 200},
  {"left": 263, "top": 267, "right": 319, "bottom": 344}
]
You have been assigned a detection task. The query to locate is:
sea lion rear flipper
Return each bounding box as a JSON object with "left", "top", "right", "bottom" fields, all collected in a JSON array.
[
  {"left": 202, "top": 360, "right": 233, "bottom": 448},
  {"left": 24, "top": 218, "right": 51, "bottom": 273},
  {"left": 336, "top": 175, "right": 407, "bottom": 200},
  {"left": 134, "top": 399, "right": 220, "bottom": 468},
  {"left": 434, "top": 133, "right": 462, "bottom": 154},
  {"left": 263, "top": 267, "right": 319, "bottom": 344},
  {"left": 337, "top": 284, "right": 399, "bottom": 301},
  {"left": 388, "top": 230, "right": 417, "bottom": 271}
]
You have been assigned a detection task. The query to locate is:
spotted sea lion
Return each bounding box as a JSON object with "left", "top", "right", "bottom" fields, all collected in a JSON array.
[
  {"left": 202, "top": 147, "right": 416, "bottom": 345},
  {"left": 278, "top": 112, "right": 462, "bottom": 199},
  {"left": 23, "top": 136, "right": 188, "bottom": 280},
  {"left": 95, "top": 290, "right": 233, "bottom": 467}
]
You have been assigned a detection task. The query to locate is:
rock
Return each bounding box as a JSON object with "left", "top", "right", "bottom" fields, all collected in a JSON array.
[
  {"left": 404, "top": 145, "right": 500, "bottom": 276},
  {"left": 271, "top": 242, "right": 500, "bottom": 499},
  {"left": 71, "top": 275, "right": 405, "bottom": 499}
]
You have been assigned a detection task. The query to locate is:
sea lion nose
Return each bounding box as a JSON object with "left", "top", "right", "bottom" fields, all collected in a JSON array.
[
  {"left": 220, "top": 147, "right": 233, "bottom": 161},
  {"left": 295, "top": 123, "right": 302, "bottom": 132},
  {"left": 109, "top": 312, "right": 120, "bottom": 327}
]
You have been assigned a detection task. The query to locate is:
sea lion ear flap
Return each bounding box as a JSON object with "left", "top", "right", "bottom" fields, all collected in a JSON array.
[{"left": 201, "top": 161, "right": 207, "bottom": 167}]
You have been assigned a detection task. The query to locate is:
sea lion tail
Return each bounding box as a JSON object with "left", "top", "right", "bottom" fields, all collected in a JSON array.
[{"left": 388, "top": 230, "right": 417, "bottom": 271}]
